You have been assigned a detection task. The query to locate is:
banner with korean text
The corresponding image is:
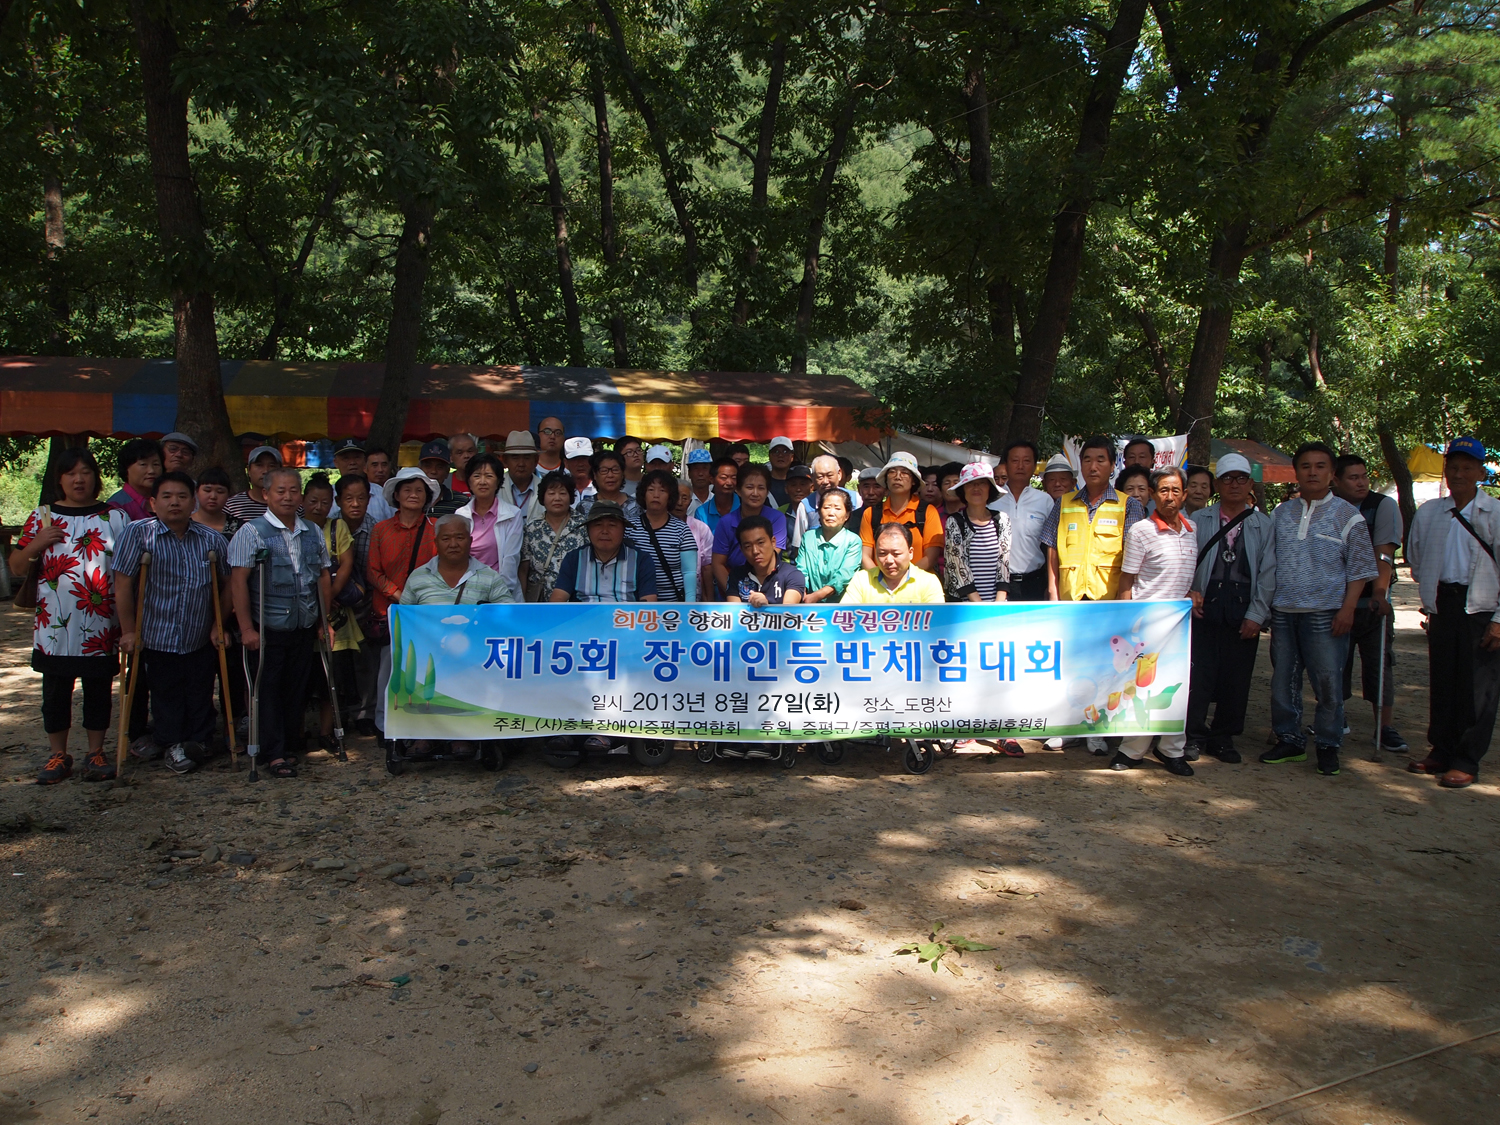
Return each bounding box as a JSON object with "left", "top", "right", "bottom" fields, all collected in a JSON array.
[{"left": 383, "top": 600, "right": 1192, "bottom": 743}]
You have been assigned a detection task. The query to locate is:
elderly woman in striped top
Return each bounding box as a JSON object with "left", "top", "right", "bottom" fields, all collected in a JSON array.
[{"left": 942, "top": 462, "right": 1012, "bottom": 604}]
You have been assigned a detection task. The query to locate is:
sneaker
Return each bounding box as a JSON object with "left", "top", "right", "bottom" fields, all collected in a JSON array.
[
  {"left": 1208, "top": 745, "right": 1243, "bottom": 764},
  {"left": 1086, "top": 737, "right": 1109, "bottom": 756},
  {"left": 165, "top": 744, "right": 198, "bottom": 775},
  {"left": 1379, "top": 727, "right": 1409, "bottom": 753},
  {"left": 1260, "top": 741, "right": 1307, "bottom": 764},
  {"left": 83, "top": 749, "right": 116, "bottom": 782},
  {"left": 37, "top": 751, "right": 73, "bottom": 784},
  {"left": 1153, "top": 748, "right": 1194, "bottom": 776},
  {"left": 1182, "top": 742, "right": 1203, "bottom": 762},
  {"left": 1316, "top": 745, "right": 1341, "bottom": 776},
  {"left": 1044, "top": 737, "right": 1065, "bottom": 750},
  {"left": 1108, "top": 751, "right": 1137, "bottom": 772},
  {"left": 130, "top": 736, "right": 163, "bottom": 761}
]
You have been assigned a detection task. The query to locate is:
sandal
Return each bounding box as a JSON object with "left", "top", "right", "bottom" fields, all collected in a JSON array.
[{"left": 267, "top": 758, "right": 298, "bottom": 778}]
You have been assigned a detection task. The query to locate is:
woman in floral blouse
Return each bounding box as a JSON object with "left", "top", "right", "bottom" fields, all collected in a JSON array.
[
  {"left": 518, "top": 471, "right": 587, "bottom": 601},
  {"left": 9, "top": 448, "right": 132, "bottom": 783}
]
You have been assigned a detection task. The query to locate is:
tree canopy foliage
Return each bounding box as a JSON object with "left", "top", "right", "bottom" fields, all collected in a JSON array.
[{"left": 2, "top": 0, "right": 1497, "bottom": 496}]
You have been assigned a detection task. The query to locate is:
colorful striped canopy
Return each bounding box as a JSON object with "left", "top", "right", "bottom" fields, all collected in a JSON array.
[{"left": 0, "top": 357, "right": 889, "bottom": 443}]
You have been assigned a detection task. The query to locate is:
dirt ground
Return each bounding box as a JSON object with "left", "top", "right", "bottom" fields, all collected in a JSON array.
[{"left": 1, "top": 582, "right": 1497, "bottom": 1125}]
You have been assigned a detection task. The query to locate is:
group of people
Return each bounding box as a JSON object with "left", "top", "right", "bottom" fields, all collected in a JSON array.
[{"left": 12, "top": 422, "right": 1497, "bottom": 791}]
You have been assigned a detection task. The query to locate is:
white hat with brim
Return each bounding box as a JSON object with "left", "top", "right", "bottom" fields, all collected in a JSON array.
[
  {"left": 503, "top": 430, "right": 538, "bottom": 454},
  {"left": 1041, "top": 454, "right": 1074, "bottom": 476},
  {"left": 877, "top": 451, "right": 921, "bottom": 490},
  {"left": 1214, "top": 453, "right": 1252, "bottom": 478},
  {"left": 383, "top": 465, "right": 441, "bottom": 508},
  {"left": 564, "top": 437, "right": 594, "bottom": 460},
  {"left": 645, "top": 444, "right": 673, "bottom": 464},
  {"left": 247, "top": 444, "right": 283, "bottom": 466},
  {"left": 947, "top": 461, "right": 1000, "bottom": 503}
]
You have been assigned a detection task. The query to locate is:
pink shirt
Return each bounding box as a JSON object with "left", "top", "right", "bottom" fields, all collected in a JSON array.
[{"left": 469, "top": 504, "right": 499, "bottom": 569}]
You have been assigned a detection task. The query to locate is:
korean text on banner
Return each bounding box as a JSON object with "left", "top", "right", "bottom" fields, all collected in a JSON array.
[{"left": 383, "top": 600, "right": 1191, "bottom": 744}]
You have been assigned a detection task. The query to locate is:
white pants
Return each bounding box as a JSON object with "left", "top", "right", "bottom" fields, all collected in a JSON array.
[{"left": 1121, "top": 732, "right": 1185, "bottom": 760}]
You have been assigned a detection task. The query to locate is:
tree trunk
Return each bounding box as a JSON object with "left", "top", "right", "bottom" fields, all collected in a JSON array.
[
  {"left": 42, "top": 173, "right": 68, "bottom": 350},
  {"left": 596, "top": 0, "right": 699, "bottom": 311},
  {"left": 504, "top": 282, "right": 540, "bottom": 366},
  {"left": 962, "top": 63, "right": 990, "bottom": 189},
  {"left": 538, "top": 116, "right": 584, "bottom": 366},
  {"left": 1376, "top": 196, "right": 1414, "bottom": 533},
  {"left": 130, "top": 0, "right": 241, "bottom": 484},
  {"left": 589, "top": 44, "right": 628, "bottom": 366},
  {"left": 998, "top": 0, "right": 1148, "bottom": 446},
  {"left": 1174, "top": 218, "right": 1250, "bottom": 463},
  {"left": 258, "top": 175, "right": 341, "bottom": 360},
  {"left": 367, "top": 198, "right": 434, "bottom": 454},
  {"left": 1134, "top": 307, "right": 1181, "bottom": 417},
  {"left": 732, "top": 33, "right": 788, "bottom": 328},
  {"left": 789, "top": 95, "right": 856, "bottom": 376}
]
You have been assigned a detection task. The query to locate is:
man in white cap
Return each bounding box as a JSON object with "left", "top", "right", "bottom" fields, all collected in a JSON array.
[
  {"left": 499, "top": 430, "right": 543, "bottom": 520},
  {"left": 564, "top": 437, "right": 597, "bottom": 513},
  {"left": 225, "top": 444, "right": 283, "bottom": 522},
  {"left": 1040, "top": 454, "right": 1076, "bottom": 500},
  {"left": 160, "top": 431, "right": 198, "bottom": 475},
  {"left": 617, "top": 435, "right": 645, "bottom": 498},
  {"left": 766, "top": 436, "right": 796, "bottom": 507},
  {"left": 855, "top": 451, "right": 943, "bottom": 573},
  {"left": 1186, "top": 453, "right": 1274, "bottom": 764}
]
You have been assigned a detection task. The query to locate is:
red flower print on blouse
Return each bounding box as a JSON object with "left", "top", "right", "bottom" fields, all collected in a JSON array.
[
  {"left": 73, "top": 527, "right": 106, "bottom": 560},
  {"left": 81, "top": 626, "right": 120, "bottom": 656},
  {"left": 39, "top": 553, "right": 79, "bottom": 586},
  {"left": 34, "top": 602, "right": 51, "bottom": 629},
  {"left": 72, "top": 569, "right": 114, "bottom": 618}
]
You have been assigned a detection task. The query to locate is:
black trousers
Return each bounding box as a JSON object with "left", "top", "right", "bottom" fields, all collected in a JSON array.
[
  {"left": 1343, "top": 606, "right": 1395, "bottom": 707},
  {"left": 127, "top": 658, "right": 150, "bottom": 741},
  {"left": 143, "top": 646, "right": 217, "bottom": 747},
  {"left": 41, "top": 674, "right": 113, "bottom": 733},
  {"left": 1007, "top": 568, "right": 1049, "bottom": 602},
  {"left": 247, "top": 628, "right": 316, "bottom": 763},
  {"left": 1427, "top": 583, "right": 1500, "bottom": 777},
  {"left": 1186, "top": 617, "right": 1260, "bottom": 746}
]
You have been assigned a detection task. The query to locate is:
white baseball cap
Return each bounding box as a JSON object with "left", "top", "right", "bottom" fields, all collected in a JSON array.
[
  {"left": 768, "top": 436, "right": 794, "bottom": 453},
  {"left": 645, "top": 444, "right": 673, "bottom": 465},
  {"left": 1214, "top": 453, "right": 1252, "bottom": 478},
  {"left": 564, "top": 437, "right": 594, "bottom": 460}
]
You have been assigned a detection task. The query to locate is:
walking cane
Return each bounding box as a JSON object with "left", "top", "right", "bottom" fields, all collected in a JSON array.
[
  {"left": 242, "top": 551, "right": 267, "bottom": 783},
  {"left": 1370, "top": 599, "right": 1388, "bottom": 763},
  {"left": 207, "top": 550, "right": 237, "bottom": 769},
  {"left": 315, "top": 586, "right": 348, "bottom": 763},
  {"left": 114, "top": 551, "right": 152, "bottom": 787}
]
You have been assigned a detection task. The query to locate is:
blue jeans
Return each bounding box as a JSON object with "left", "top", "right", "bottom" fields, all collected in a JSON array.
[{"left": 1270, "top": 610, "right": 1350, "bottom": 749}]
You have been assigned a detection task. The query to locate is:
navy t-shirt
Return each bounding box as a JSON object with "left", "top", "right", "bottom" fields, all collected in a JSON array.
[{"left": 728, "top": 561, "right": 806, "bottom": 604}]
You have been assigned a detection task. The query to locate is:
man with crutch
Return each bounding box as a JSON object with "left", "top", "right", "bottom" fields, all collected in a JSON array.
[
  {"left": 112, "top": 472, "right": 230, "bottom": 776},
  {"left": 228, "top": 466, "right": 332, "bottom": 780}
]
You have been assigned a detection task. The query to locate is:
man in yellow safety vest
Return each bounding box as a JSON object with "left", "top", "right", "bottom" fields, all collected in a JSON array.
[{"left": 1042, "top": 435, "right": 1147, "bottom": 603}]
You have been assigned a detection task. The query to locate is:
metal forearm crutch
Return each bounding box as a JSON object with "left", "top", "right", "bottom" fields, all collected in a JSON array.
[
  {"left": 242, "top": 551, "right": 267, "bottom": 783},
  {"left": 315, "top": 586, "right": 348, "bottom": 762},
  {"left": 207, "top": 549, "right": 237, "bottom": 769},
  {"left": 115, "top": 551, "right": 152, "bottom": 787}
]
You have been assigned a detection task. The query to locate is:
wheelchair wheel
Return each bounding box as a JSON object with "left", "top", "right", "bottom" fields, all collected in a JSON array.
[
  {"left": 544, "top": 737, "right": 582, "bottom": 769},
  {"left": 937, "top": 739, "right": 958, "bottom": 757},
  {"left": 779, "top": 743, "right": 798, "bottom": 769},
  {"left": 480, "top": 741, "right": 503, "bottom": 771},
  {"left": 903, "top": 739, "right": 934, "bottom": 775},
  {"left": 695, "top": 742, "right": 717, "bottom": 764},
  {"left": 815, "top": 742, "right": 844, "bottom": 765},
  {"left": 629, "top": 740, "right": 674, "bottom": 768}
]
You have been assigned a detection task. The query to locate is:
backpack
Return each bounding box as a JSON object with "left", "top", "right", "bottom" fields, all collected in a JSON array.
[{"left": 860, "top": 499, "right": 934, "bottom": 543}]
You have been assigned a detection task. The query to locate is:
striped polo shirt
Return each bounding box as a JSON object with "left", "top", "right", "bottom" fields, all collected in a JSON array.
[
  {"left": 111, "top": 518, "right": 230, "bottom": 653},
  {"left": 1270, "top": 493, "right": 1378, "bottom": 612},
  {"left": 1121, "top": 512, "right": 1198, "bottom": 600}
]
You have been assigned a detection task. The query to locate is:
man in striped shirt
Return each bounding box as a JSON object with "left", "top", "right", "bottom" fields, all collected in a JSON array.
[
  {"left": 112, "top": 471, "right": 230, "bottom": 775},
  {"left": 1114, "top": 467, "right": 1197, "bottom": 776},
  {"left": 1262, "top": 442, "right": 1378, "bottom": 777}
]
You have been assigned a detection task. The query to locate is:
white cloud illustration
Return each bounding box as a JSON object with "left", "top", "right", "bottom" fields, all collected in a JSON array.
[{"left": 441, "top": 615, "right": 469, "bottom": 625}]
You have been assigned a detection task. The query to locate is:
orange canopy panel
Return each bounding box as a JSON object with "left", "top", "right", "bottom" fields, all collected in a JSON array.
[{"left": 0, "top": 357, "right": 890, "bottom": 442}]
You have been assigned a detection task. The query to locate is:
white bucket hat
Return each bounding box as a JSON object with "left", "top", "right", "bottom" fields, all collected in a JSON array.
[
  {"left": 947, "top": 461, "right": 1000, "bottom": 503},
  {"left": 876, "top": 451, "right": 921, "bottom": 490},
  {"left": 383, "top": 465, "right": 441, "bottom": 508},
  {"left": 1041, "top": 454, "right": 1074, "bottom": 476}
]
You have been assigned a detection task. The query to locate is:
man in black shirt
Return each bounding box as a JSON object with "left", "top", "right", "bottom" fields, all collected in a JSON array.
[{"left": 727, "top": 516, "right": 805, "bottom": 606}]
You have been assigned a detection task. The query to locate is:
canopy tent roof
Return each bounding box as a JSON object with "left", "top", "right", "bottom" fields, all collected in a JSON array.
[
  {"left": 0, "top": 357, "right": 888, "bottom": 443},
  {"left": 1210, "top": 437, "right": 1295, "bottom": 484}
]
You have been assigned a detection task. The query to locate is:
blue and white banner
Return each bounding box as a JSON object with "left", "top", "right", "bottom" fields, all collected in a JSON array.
[{"left": 383, "top": 600, "right": 1192, "bottom": 743}]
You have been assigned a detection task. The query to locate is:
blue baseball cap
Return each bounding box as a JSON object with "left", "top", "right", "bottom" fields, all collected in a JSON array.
[
  {"left": 418, "top": 440, "right": 450, "bottom": 463},
  {"left": 1446, "top": 436, "right": 1487, "bottom": 462},
  {"left": 687, "top": 448, "right": 713, "bottom": 465}
]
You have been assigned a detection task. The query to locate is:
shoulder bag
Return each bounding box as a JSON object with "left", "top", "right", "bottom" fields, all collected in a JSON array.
[{"left": 12, "top": 506, "right": 49, "bottom": 610}]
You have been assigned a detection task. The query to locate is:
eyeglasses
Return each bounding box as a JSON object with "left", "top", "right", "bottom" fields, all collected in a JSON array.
[{"left": 539, "top": 427, "right": 563, "bottom": 437}]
